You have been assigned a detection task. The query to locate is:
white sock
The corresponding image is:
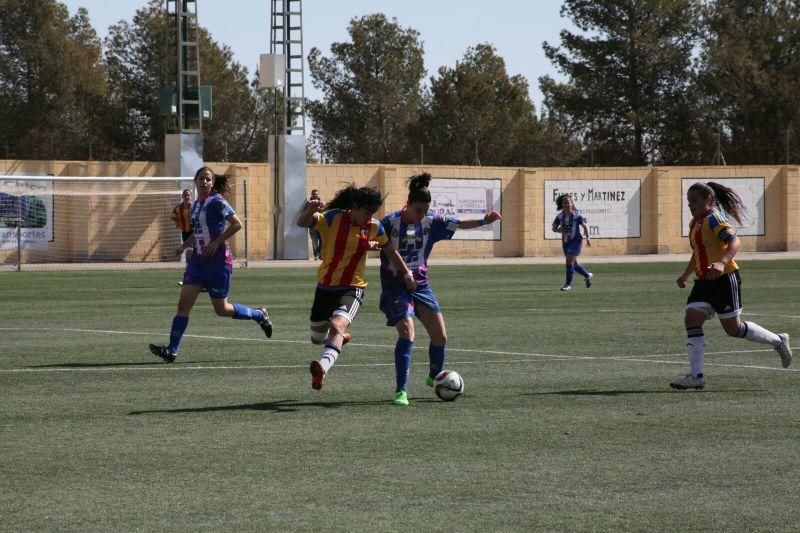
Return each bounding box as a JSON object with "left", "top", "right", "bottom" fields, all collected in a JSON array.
[
  {"left": 687, "top": 328, "right": 705, "bottom": 376},
  {"left": 740, "top": 321, "right": 781, "bottom": 346},
  {"left": 320, "top": 344, "right": 340, "bottom": 374}
]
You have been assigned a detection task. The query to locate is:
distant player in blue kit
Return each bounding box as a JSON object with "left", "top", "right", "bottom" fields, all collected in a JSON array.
[
  {"left": 148, "top": 167, "right": 273, "bottom": 362},
  {"left": 380, "top": 173, "right": 501, "bottom": 405},
  {"left": 552, "top": 193, "right": 592, "bottom": 291}
]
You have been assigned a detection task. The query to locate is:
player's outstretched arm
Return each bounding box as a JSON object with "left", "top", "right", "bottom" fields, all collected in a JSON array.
[{"left": 458, "top": 211, "right": 502, "bottom": 230}]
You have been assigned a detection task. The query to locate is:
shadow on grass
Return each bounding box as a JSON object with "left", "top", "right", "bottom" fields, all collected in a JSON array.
[
  {"left": 488, "top": 288, "right": 563, "bottom": 293},
  {"left": 130, "top": 396, "right": 443, "bottom": 415},
  {"left": 30, "top": 360, "right": 247, "bottom": 368},
  {"left": 130, "top": 398, "right": 387, "bottom": 415},
  {"left": 526, "top": 389, "right": 768, "bottom": 397}
]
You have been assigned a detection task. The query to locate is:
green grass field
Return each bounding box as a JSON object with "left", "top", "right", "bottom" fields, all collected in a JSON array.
[{"left": 1, "top": 261, "right": 798, "bottom": 531}]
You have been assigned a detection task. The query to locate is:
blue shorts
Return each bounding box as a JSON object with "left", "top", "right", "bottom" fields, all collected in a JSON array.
[
  {"left": 379, "top": 285, "right": 441, "bottom": 326},
  {"left": 183, "top": 259, "right": 233, "bottom": 299},
  {"left": 562, "top": 237, "right": 584, "bottom": 257}
]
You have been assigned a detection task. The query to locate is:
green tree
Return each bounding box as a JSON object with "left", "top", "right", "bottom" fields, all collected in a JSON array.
[
  {"left": 698, "top": 0, "right": 800, "bottom": 164},
  {"left": 307, "top": 14, "right": 425, "bottom": 163},
  {"left": 540, "top": 0, "right": 701, "bottom": 165},
  {"left": 101, "top": 1, "right": 166, "bottom": 160},
  {"left": 0, "top": 0, "right": 107, "bottom": 159},
  {"left": 420, "top": 43, "right": 574, "bottom": 166},
  {"left": 102, "top": 0, "right": 270, "bottom": 162}
]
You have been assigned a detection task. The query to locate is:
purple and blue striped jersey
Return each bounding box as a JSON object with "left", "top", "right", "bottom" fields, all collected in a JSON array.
[
  {"left": 552, "top": 210, "right": 587, "bottom": 241},
  {"left": 380, "top": 209, "right": 459, "bottom": 288},
  {"left": 190, "top": 191, "right": 235, "bottom": 265}
]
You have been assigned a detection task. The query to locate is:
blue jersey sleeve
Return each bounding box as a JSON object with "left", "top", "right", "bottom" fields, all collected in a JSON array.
[
  {"left": 430, "top": 214, "right": 459, "bottom": 242},
  {"left": 213, "top": 196, "right": 235, "bottom": 218}
]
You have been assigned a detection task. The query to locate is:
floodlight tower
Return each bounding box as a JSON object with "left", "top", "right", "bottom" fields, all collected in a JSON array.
[
  {"left": 260, "top": 0, "right": 308, "bottom": 259},
  {"left": 162, "top": 0, "right": 212, "bottom": 178}
]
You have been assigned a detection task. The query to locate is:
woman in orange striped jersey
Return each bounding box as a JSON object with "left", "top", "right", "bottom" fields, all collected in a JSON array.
[
  {"left": 297, "top": 185, "right": 416, "bottom": 390},
  {"left": 671, "top": 182, "right": 792, "bottom": 390}
]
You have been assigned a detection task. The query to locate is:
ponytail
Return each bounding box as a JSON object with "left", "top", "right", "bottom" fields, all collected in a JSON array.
[
  {"left": 688, "top": 182, "right": 745, "bottom": 225},
  {"left": 407, "top": 173, "right": 432, "bottom": 205}
]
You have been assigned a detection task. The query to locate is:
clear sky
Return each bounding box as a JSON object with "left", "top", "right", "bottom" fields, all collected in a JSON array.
[{"left": 60, "top": 0, "right": 574, "bottom": 112}]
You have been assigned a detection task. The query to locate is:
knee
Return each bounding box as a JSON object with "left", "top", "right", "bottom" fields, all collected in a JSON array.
[
  {"left": 434, "top": 332, "right": 448, "bottom": 346},
  {"left": 329, "top": 320, "right": 347, "bottom": 337},
  {"left": 396, "top": 320, "right": 414, "bottom": 341},
  {"left": 214, "top": 307, "right": 229, "bottom": 317},
  {"left": 310, "top": 330, "right": 327, "bottom": 344}
]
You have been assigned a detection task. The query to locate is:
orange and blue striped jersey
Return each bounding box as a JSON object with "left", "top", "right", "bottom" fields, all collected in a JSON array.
[
  {"left": 689, "top": 209, "right": 738, "bottom": 279},
  {"left": 312, "top": 209, "right": 388, "bottom": 288},
  {"left": 171, "top": 203, "right": 192, "bottom": 232}
]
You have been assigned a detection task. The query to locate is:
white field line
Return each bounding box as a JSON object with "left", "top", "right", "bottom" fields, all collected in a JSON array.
[{"left": 0, "top": 326, "right": 796, "bottom": 374}]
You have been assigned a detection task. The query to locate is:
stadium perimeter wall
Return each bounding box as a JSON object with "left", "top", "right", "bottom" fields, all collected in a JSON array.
[{"left": 1, "top": 160, "right": 799, "bottom": 263}]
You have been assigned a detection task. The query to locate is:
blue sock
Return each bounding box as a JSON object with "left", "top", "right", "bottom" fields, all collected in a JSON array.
[
  {"left": 231, "top": 303, "right": 264, "bottom": 321},
  {"left": 395, "top": 338, "right": 414, "bottom": 392},
  {"left": 429, "top": 343, "right": 446, "bottom": 379},
  {"left": 565, "top": 264, "right": 575, "bottom": 285},
  {"left": 168, "top": 315, "right": 189, "bottom": 354},
  {"left": 574, "top": 263, "right": 589, "bottom": 277}
]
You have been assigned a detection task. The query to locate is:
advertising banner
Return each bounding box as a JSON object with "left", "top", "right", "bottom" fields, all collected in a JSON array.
[
  {"left": 429, "top": 178, "right": 502, "bottom": 240},
  {"left": 544, "top": 180, "right": 642, "bottom": 239},
  {"left": 0, "top": 176, "right": 54, "bottom": 251}
]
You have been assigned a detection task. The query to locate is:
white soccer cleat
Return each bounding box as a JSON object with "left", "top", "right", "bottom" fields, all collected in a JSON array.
[
  {"left": 585, "top": 273, "right": 593, "bottom": 288},
  {"left": 670, "top": 373, "right": 705, "bottom": 390},
  {"left": 560, "top": 285, "right": 571, "bottom": 291},
  {"left": 776, "top": 333, "right": 792, "bottom": 368}
]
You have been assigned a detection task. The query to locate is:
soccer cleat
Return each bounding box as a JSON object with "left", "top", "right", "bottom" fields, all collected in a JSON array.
[
  {"left": 257, "top": 307, "right": 273, "bottom": 338},
  {"left": 393, "top": 390, "right": 409, "bottom": 406},
  {"left": 310, "top": 360, "right": 325, "bottom": 390},
  {"left": 177, "top": 281, "right": 184, "bottom": 287},
  {"left": 776, "top": 333, "right": 792, "bottom": 368},
  {"left": 560, "top": 285, "right": 571, "bottom": 291},
  {"left": 425, "top": 376, "right": 435, "bottom": 387},
  {"left": 149, "top": 343, "right": 176, "bottom": 363},
  {"left": 670, "top": 373, "right": 705, "bottom": 390},
  {"left": 342, "top": 332, "right": 351, "bottom": 346},
  {"left": 585, "top": 273, "right": 593, "bottom": 288}
]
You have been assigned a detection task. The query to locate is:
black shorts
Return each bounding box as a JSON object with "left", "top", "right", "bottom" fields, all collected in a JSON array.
[
  {"left": 687, "top": 270, "right": 742, "bottom": 319},
  {"left": 181, "top": 231, "right": 193, "bottom": 243},
  {"left": 309, "top": 286, "right": 365, "bottom": 324}
]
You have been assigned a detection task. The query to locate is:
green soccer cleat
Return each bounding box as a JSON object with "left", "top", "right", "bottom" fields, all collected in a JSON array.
[
  {"left": 393, "top": 390, "right": 409, "bottom": 406},
  {"left": 425, "top": 376, "right": 435, "bottom": 387}
]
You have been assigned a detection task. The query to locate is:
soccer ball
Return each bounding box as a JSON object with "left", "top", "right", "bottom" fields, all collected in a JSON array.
[{"left": 433, "top": 370, "right": 464, "bottom": 401}]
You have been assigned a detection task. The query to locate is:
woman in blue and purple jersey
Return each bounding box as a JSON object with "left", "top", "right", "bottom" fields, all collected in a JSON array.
[
  {"left": 380, "top": 173, "right": 501, "bottom": 406},
  {"left": 552, "top": 193, "right": 593, "bottom": 291},
  {"left": 148, "top": 167, "right": 273, "bottom": 363}
]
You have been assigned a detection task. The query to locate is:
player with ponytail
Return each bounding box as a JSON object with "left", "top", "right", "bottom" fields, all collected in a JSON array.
[
  {"left": 671, "top": 181, "right": 792, "bottom": 389},
  {"left": 149, "top": 167, "right": 273, "bottom": 363},
  {"left": 380, "top": 173, "right": 501, "bottom": 405}
]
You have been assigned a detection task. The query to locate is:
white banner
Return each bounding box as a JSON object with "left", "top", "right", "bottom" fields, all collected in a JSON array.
[
  {"left": 681, "top": 178, "right": 764, "bottom": 236},
  {"left": 429, "top": 178, "right": 501, "bottom": 240},
  {"left": 544, "top": 180, "right": 642, "bottom": 239},
  {"left": 0, "top": 177, "right": 54, "bottom": 251}
]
